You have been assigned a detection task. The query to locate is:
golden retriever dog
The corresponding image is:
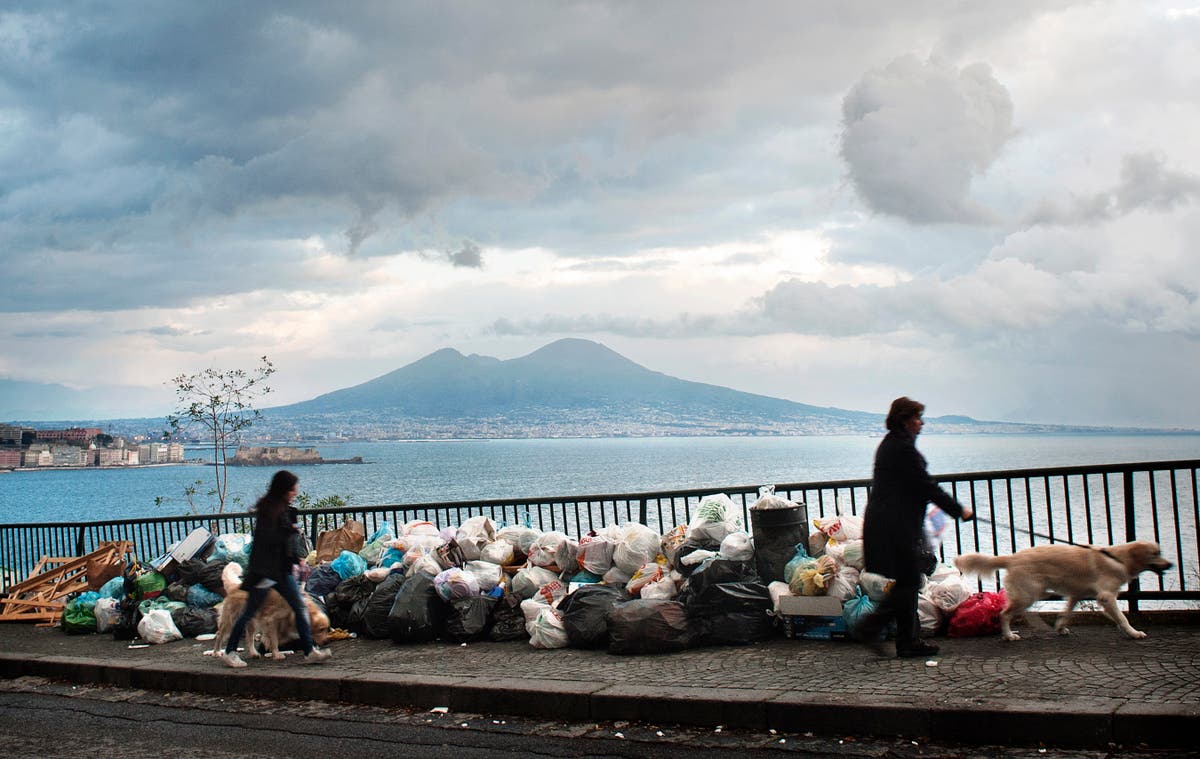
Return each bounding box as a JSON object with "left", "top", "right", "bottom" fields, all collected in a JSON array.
[
  {"left": 955, "top": 540, "right": 1172, "bottom": 641},
  {"left": 212, "top": 564, "right": 331, "bottom": 659}
]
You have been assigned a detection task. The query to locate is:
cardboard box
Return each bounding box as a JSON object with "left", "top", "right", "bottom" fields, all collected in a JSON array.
[
  {"left": 777, "top": 594, "right": 844, "bottom": 617},
  {"left": 171, "top": 527, "right": 216, "bottom": 563}
]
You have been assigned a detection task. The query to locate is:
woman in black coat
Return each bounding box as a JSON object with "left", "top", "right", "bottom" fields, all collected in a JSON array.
[
  {"left": 218, "top": 470, "right": 331, "bottom": 668},
  {"left": 855, "top": 397, "right": 973, "bottom": 658}
]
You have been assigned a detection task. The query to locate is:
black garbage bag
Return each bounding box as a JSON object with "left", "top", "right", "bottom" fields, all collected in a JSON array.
[
  {"left": 304, "top": 564, "right": 343, "bottom": 598},
  {"left": 111, "top": 598, "right": 143, "bottom": 641},
  {"left": 693, "top": 609, "right": 776, "bottom": 647},
  {"left": 171, "top": 606, "right": 219, "bottom": 638},
  {"left": 607, "top": 599, "right": 693, "bottom": 655},
  {"left": 199, "top": 561, "right": 231, "bottom": 595},
  {"left": 558, "top": 583, "right": 629, "bottom": 649},
  {"left": 669, "top": 538, "right": 721, "bottom": 575},
  {"left": 326, "top": 575, "right": 378, "bottom": 630},
  {"left": 359, "top": 572, "right": 407, "bottom": 639},
  {"left": 175, "top": 558, "right": 206, "bottom": 586},
  {"left": 164, "top": 582, "right": 190, "bottom": 602},
  {"left": 680, "top": 580, "right": 772, "bottom": 616},
  {"left": 444, "top": 595, "right": 498, "bottom": 642},
  {"left": 488, "top": 592, "right": 529, "bottom": 642},
  {"left": 682, "top": 556, "right": 759, "bottom": 596},
  {"left": 387, "top": 572, "right": 446, "bottom": 644}
]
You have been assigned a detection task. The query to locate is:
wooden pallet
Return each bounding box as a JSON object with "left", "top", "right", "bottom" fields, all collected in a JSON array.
[{"left": 0, "top": 541, "right": 133, "bottom": 626}]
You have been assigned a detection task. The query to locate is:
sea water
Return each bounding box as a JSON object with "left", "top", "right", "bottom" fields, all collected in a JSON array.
[{"left": 0, "top": 434, "right": 1197, "bottom": 525}]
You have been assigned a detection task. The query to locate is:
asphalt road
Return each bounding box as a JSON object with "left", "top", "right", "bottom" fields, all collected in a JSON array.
[{"left": 0, "top": 677, "right": 1192, "bottom": 759}]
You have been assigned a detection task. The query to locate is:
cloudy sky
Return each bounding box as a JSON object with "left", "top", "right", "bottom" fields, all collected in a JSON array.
[{"left": 2, "top": 1, "right": 1199, "bottom": 428}]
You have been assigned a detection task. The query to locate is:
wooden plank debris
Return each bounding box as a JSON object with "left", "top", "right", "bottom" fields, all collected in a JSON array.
[{"left": 0, "top": 541, "right": 133, "bottom": 626}]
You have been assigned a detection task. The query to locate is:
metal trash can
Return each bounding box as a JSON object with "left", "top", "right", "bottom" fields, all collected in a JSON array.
[{"left": 750, "top": 502, "right": 809, "bottom": 583}]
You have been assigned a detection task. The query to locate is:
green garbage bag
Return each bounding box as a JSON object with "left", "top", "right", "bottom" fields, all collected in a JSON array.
[{"left": 61, "top": 591, "right": 102, "bottom": 634}]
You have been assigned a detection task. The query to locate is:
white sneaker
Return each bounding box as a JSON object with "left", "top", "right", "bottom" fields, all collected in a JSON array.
[
  {"left": 219, "top": 651, "right": 248, "bottom": 669},
  {"left": 302, "top": 647, "right": 331, "bottom": 664}
]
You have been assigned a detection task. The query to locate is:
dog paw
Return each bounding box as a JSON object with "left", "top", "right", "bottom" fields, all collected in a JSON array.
[
  {"left": 1056, "top": 626, "right": 1072, "bottom": 636},
  {"left": 1003, "top": 632, "right": 1021, "bottom": 641},
  {"left": 269, "top": 652, "right": 286, "bottom": 660},
  {"left": 1127, "top": 629, "right": 1147, "bottom": 639}
]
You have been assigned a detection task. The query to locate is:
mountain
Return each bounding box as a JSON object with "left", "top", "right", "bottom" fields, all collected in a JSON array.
[{"left": 264, "top": 338, "right": 902, "bottom": 437}]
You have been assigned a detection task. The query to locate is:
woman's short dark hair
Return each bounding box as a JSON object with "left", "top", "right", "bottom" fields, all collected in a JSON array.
[{"left": 885, "top": 396, "right": 925, "bottom": 432}]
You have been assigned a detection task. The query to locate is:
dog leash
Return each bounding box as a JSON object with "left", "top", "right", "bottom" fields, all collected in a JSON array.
[{"left": 971, "top": 515, "right": 1122, "bottom": 564}]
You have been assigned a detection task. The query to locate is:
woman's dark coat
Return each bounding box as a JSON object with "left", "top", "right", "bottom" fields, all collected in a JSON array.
[
  {"left": 863, "top": 429, "right": 967, "bottom": 580},
  {"left": 243, "top": 505, "right": 299, "bottom": 586}
]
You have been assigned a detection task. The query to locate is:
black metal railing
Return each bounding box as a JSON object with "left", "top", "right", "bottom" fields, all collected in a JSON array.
[{"left": 2, "top": 459, "right": 1197, "bottom": 609}]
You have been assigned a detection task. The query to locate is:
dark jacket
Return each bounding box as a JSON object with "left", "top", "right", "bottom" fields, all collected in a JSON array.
[
  {"left": 862, "top": 430, "right": 967, "bottom": 580},
  {"left": 244, "top": 505, "right": 300, "bottom": 586}
]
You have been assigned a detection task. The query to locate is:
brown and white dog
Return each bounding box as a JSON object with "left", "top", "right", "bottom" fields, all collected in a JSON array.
[
  {"left": 955, "top": 540, "right": 1172, "bottom": 641},
  {"left": 212, "top": 564, "right": 330, "bottom": 659}
]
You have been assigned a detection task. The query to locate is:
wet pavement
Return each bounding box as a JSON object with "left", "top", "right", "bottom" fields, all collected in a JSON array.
[{"left": 1, "top": 615, "right": 1197, "bottom": 751}]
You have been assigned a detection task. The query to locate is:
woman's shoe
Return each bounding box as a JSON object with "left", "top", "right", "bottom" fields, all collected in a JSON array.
[{"left": 896, "top": 641, "right": 939, "bottom": 658}]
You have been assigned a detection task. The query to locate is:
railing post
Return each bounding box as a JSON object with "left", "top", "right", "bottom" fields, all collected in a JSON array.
[
  {"left": 75, "top": 525, "right": 86, "bottom": 556},
  {"left": 638, "top": 498, "right": 647, "bottom": 526},
  {"left": 1123, "top": 468, "right": 1139, "bottom": 614}
]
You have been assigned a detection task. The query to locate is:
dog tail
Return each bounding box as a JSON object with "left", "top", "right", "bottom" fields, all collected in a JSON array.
[
  {"left": 221, "top": 562, "right": 244, "bottom": 596},
  {"left": 954, "top": 552, "right": 1011, "bottom": 575}
]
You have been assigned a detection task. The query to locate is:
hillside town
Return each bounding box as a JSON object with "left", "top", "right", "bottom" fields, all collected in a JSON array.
[{"left": 0, "top": 423, "right": 185, "bottom": 470}]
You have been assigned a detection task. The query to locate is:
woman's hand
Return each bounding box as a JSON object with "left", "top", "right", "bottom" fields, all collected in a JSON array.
[{"left": 961, "top": 505, "right": 974, "bottom": 521}]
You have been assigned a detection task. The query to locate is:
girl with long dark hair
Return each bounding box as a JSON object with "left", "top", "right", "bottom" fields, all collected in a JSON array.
[{"left": 218, "top": 470, "right": 331, "bottom": 668}]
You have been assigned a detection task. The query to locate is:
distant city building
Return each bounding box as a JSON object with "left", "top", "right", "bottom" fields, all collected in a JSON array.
[
  {"left": 50, "top": 444, "right": 88, "bottom": 467},
  {"left": 0, "top": 424, "right": 32, "bottom": 446},
  {"left": 168, "top": 442, "right": 184, "bottom": 462},
  {"left": 0, "top": 450, "right": 21, "bottom": 468},
  {"left": 35, "top": 427, "right": 102, "bottom": 445}
]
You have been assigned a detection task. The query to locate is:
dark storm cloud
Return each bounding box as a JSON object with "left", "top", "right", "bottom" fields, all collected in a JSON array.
[{"left": 0, "top": 1, "right": 1062, "bottom": 314}]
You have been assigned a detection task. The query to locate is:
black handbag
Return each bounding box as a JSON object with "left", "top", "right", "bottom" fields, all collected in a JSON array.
[{"left": 288, "top": 529, "right": 312, "bottom": 564}]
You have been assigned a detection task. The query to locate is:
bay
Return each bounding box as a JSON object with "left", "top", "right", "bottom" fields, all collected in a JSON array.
[{"left": 1, "top": 434, "right": 1198, "bottom": 525}]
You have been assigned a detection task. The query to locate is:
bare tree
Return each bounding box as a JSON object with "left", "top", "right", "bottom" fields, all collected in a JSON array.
[{"left": 165, "top": 356, "right": 275, "bottom": 513}]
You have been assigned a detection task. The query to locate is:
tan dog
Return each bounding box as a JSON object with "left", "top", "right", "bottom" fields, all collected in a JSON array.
[
  {"left": 955, "top": 540, "right": 1172, "bottom": 641},
  {"left": 212, "top": 564, "right": 330, "bottom": 659}
]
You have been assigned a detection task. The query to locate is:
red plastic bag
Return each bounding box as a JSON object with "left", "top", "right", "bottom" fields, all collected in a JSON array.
[{"left": 947, "top": 590, "right": 1006, "bottom": 638}]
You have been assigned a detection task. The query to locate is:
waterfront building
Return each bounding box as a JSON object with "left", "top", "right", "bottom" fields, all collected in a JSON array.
[
  {"left": 0, "top": 450, "right": 21, "bottom": 468},
  {"left": 50, "top": 444, "right": 88, "bottom": 467},
  {"left": 23, "top": 449, "right": 51, "bottom": 467}
]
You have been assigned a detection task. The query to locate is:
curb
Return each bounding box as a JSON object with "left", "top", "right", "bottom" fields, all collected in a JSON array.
[{"left": 2, "top": 652, "right": 1197, "bottom": 749}]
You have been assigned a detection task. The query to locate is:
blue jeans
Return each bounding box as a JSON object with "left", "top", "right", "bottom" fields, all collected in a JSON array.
[{"left": 224, "top": 573, "right": 315, "bottom": 656}]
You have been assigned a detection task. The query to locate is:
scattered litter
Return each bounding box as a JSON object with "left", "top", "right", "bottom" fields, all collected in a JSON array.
[
  {"left": 127, "top": 644, "right": 149, "bottom": 649},
  {"left": 201, "top": 650, "right": 214, "bottom": 656},
  {"left": 1038, "top": 751, "right": 1046, "bottom": 755},
  {"left": 769, "top": 729, "right": 777, "bottom": 735},
  {"left": 714, "top": 726, "right": 723, "bottom": 733},
  {"left": 779, "top": 739, "right": 786, "bottom": 744},
  {"left": 926, "top": 660, "right": 938, "bottom": 667},
  {"left": 460, "top": 723, "right": 468, "bottom": 728},
  {"left": 195, "top": 633, "right": 216, "bottom": 641},
  {"left": 911, "top": 741, "right": 919, "bottom": 746},
  {"left": 430, "top": 706, "right": 449, "bottom": 714},
  {"left": 655, "top": 731, "right": 664, "bottom": 737},
  {"left": 615, "top": 732, "right": 625, "bottom": 739},
  {"left": 460, "top": 643, "right": 467, "bottom": 647},
  {"left": 493, "top": 720, "right": 500, "bottom": 724}
]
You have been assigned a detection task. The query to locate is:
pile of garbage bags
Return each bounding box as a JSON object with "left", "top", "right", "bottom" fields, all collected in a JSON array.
[
  {"left": 61, "top": 541, "right": 242, "bottom": 643},
  {"left": 57, "top": 489, "right": 999, "bottom": 651},
  {"left": 779, "top": 507, "right": 1000, "bottom": 638},
  {"left": 304, "top": 492, "right": 776, "bottom": 654}
]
